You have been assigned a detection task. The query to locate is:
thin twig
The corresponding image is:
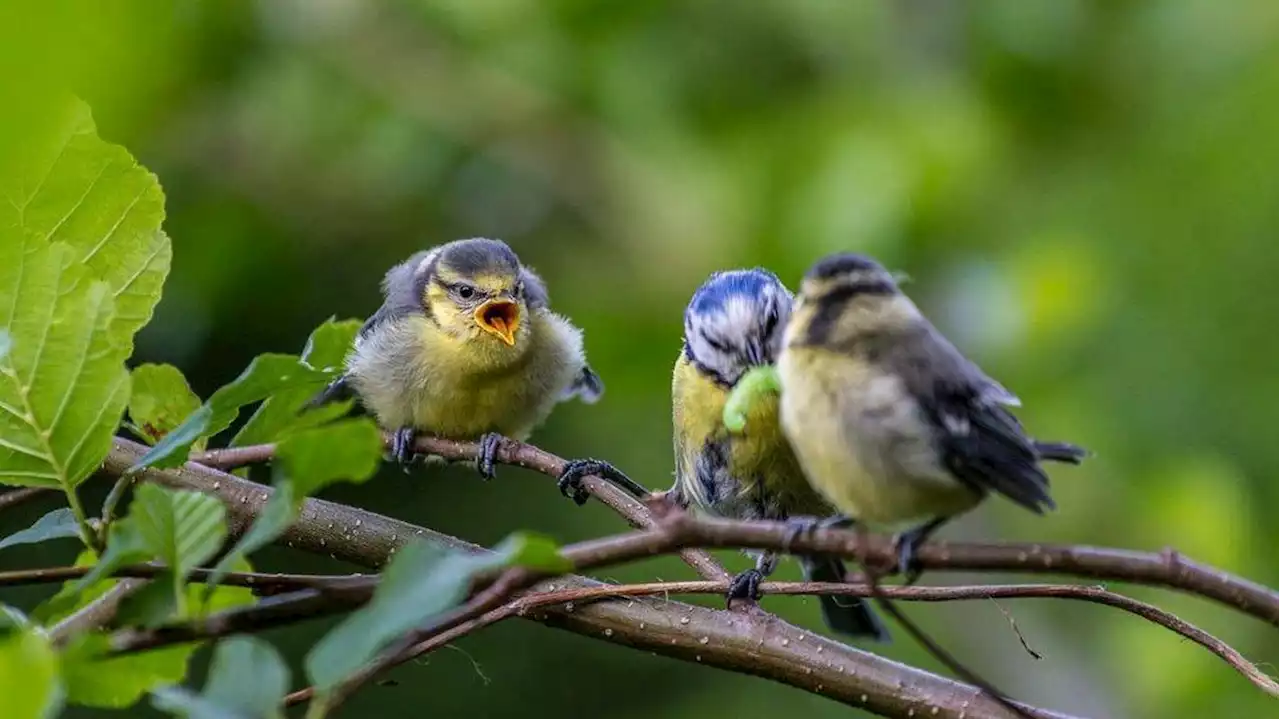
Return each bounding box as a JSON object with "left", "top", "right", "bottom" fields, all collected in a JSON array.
[
  {"left": 107, "top": 587, "right": 369, "bottom": 655},
  {"left": 50, "top": 579, "right": 150, "bottom": 644},
  {"left": 990, "top": 599, "right": 1042, "bottom": 660},
  {"left": 0, "top": 563, "right": 368, "bottom": 592},
  {"left": 98, "top": 471, "right": 139, "bottom": 540},
  {"left": 189, "top": 445, "right": 276, "bottom": 471},
  {"left": 0, "top": 487, "right": 52, "bottom": 512}
]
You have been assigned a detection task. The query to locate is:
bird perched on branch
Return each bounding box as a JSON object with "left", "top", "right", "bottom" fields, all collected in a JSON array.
[
  {"left": 777, "top": 253, "right": 1088, "bottom": 582},
  {"left": 310, "top": 238, "right": 645, "bottom": 502},
  {"left": 668, "top": 268, "right": 889, "bottom": 641}
]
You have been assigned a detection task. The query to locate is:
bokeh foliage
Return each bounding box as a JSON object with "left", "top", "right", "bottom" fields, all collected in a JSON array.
[{"left": 1, "top": 1, "right": 1275, "bottom": 718}]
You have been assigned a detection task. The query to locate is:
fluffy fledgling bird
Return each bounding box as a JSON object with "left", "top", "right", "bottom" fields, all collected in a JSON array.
[
  {"left": 778, "top": 253, "right": 1087, "bottom": 581},
  {"left": 312, "top": 238, "right": 644, "bottom": 501},
  {"left": 668, "top": 269, "right": 889, "bottom": 640}
]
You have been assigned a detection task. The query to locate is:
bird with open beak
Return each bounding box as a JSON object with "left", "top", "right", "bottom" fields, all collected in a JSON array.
[{"left": 311, "top": 238, "right": 646, "bottom": 502}]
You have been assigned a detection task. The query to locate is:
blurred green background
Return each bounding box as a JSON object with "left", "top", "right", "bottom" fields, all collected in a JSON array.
[{"left": 1, "top": 1, "right": 1276, "bottom": 717}]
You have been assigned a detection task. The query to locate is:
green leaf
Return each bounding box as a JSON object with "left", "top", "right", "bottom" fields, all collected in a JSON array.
[
  {"left": 0, "top": 508, "right": 81, "bottom": 550},
  {"left": 274, "top": 418, "right": 382, "bottom": 497},
  {"left": 32, "top": 549, "right": 111, "bottom": 624},
  {"left": 722, "top": 365, "right": 782, "bottom": 433},
  {"left": 231, "top": 318, "right": 362, "bottom": 448},
  {"left": 203, "top": 637, "right": 289, "bottom": 717},
  {"left": 65, "top": 484, "right": 227, "bottom": 605},
  {"left": 0, "top": 237, "right": 130, "bottom": 489},
  {"left": 38, "top": 550, "right": 254, "bottom": 627},
  {"left": 128, "top": 364, "right": 203, "bottom": 447},
  {"left": 68, "top": 521, "right": 151, "bottom": 594},
  {"left": 0, "top": 97, "right": 172, "bottom": 350},
  {"left": 208, "top": 418, "right": 380, "bottom": 585},
  {"left": 0, "top": 621, "right": 62, "bottom": 719},
  {"left": 55, "top": 560, "right": 256, "bottom": 710},
  {"left": 491, "top": 531, "right": 573, "bottom": 574},
  {"left": 61, "top": 633, "right": 193, "bottom": 710},
  {"left": 133, "top": 354, "right": 334, "bottom": 470},
  {"left": 0, "top": 97, "right": 172, "bottom": 491},
  {"left": 152, "top": 637, "right": 288, "bottom": 719},
  {"left": 150, "top": 689, "right": 242, "bottom": 719},
  {"left": 114, "top": 574, "right": 181, "bottom": 628},
  {"left": 305, "top": 532, "right": 564, "bottom": 690},
  {"left": 131, "top": 484, "right": 227, "bottom": 581}
]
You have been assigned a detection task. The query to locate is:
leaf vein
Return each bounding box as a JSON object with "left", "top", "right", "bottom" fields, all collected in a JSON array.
[
  {"left": 43, "top": 158, "right": 114, "bottom": 244},
  {"left": 64, "top": 371, "right": 127, "bottom": 482},
  {"left": 81, "top": 182, "right": 147, "bottom": 265},
  {"left": 0, "top": 435, "right": 53, "bottom": 461},
  {"left": 18, "top": 124, "right": 75, "bottom": 213}
]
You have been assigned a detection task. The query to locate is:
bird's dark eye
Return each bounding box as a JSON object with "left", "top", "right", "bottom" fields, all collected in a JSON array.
[{"left": 456, "top": 285, "right": 475, "bottom": 300}]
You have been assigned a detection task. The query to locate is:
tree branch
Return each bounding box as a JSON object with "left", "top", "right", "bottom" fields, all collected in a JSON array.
[
  {"left": 288, "top": 579, "right": 1278, "bottom": 705},
  {"left": 99, "top": 436, "right": 1278, "bottom": 718},
  {"left": 0, "top": 564, "right": 366, "bottom": 593},
  {"left": 107, "top": 587, "right": 370, "bottom": 654},
  {"left": 190, "top": 435, "right": 734, "bottom": 584},
  {"left": 105, "top": 437, "right": 1073, "bottom": 718},
  {"left": 0, "top": 486, "right": 52, "bottom": 512},
  {"left": 49, "top": 578, "right": 150, "bottom": 643},
  {"left": 186, "top": 437, "right": 1278, "bottom": 625}
]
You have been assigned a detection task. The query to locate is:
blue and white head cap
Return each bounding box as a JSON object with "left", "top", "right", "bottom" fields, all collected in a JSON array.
[{"left": 683, "top": 268, "right": 793, "bottom": 386}]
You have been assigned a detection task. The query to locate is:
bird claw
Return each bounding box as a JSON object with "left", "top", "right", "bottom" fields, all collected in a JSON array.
[
  {"left": 556, "top": 459, "right": 648, "bottom": 506},
  {"left": 782, "top": 514, "right": 853, "bottom": 553},
  {"left": 726, "top": 568, "right": 764, "bottom": 605},
  {"left": 392, "top": 427, "right": 419, "bottom": 472},
  {"left": 475, "top": 433, "right": 506, "bottom": 481}
]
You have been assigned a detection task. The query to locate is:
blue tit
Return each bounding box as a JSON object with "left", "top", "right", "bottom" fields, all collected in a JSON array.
[
  {"left": 777, "top": 253, "right": 1088, "bottom": 582},
  {"left": 669, "top": 268, "right": 889, "bottom": 641},
  {"left": 311, "top": 238, "right": 645, "bottom": 502}
]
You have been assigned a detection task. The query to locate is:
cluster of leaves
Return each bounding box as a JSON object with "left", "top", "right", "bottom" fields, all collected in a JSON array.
[{"left": 0, "top": 98, "right": 571, "bottom": 718}]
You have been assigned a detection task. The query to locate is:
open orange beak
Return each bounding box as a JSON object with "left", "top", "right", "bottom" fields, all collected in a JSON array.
[{"left": 474, "top": 299, "right": 521, "bottom": 346}]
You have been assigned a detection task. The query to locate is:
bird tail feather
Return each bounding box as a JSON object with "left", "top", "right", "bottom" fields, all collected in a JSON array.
[
  {"left": 1033, "top": 440, "right": 1089, "bottom": 465},
  {"left": 801, "top": 556, "right": 891, "bottom": 642}
]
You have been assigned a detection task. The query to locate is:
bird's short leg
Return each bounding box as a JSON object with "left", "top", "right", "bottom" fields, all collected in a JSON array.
[
  {"left": 726, "top": 552, "right": 778, "bottom": 605},
  {"left": 391, "top": 426, "right": 419, "bottom": 472},
  {"left": 892, "top": 517, "right": 948, "bottom": 585},
  {"left": 556, "top": 458, "right": 649, "bottom": 506},
  {"left": 475, "top": 433, "right": 509, "bottom": 481},
  {"left": 782, "top": 514, "right": 854, "bottom": 553}
]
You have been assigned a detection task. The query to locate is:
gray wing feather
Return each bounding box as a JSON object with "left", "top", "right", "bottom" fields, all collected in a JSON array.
[
  {"left": 888, "top": 323, "right": 1054, "bottom": 513},
  {"left": 519, "top": 266, "right": 550, "bottom": 309},
  {"left": 561, "top": 365, "right": 604, "bottom": 404},
  {"left": 355, "top": 250, "right": 435, "bottom": 348}
]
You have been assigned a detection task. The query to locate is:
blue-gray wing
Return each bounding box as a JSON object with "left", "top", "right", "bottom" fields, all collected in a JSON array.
[
  {"left": 887, "top": 323, "right": 1055, "bottom": 513},
  {"left": 561, "top": 365, "right": 603, "bottom": 404},
  {"left": 520, "top": 267, "right": 550, "bottom": 310}
]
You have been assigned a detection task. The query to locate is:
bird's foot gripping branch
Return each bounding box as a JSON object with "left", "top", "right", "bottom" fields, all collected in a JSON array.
[{"left": 1, "top": 97, "right": 1277, "bottom": 719}]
